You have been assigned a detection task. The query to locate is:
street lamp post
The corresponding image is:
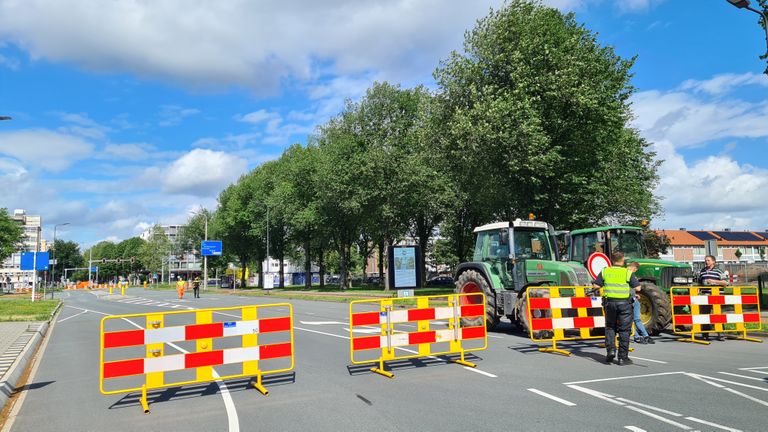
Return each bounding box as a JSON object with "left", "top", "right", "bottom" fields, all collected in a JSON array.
[
  {"left": 51, "top": 222, "right": 70, "bottom": 298},
  {"left": 200, "top": 208, "right": 209, "bottom": 291},
  {"left": 727, "top": 0, "right": 768, "bottom": 60}
]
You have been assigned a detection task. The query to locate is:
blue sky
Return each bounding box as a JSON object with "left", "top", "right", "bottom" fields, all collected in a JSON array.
[{"left": 1, "top": 0, "right": 767, "bottom": 247}]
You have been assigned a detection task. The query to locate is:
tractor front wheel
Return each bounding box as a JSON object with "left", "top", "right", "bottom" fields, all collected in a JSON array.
[
  {"left": 455, "top": 270, "right": 499, "bottom": 330},
  {"left": 637, "top": 282, "right": 671, "bottom": 335}
]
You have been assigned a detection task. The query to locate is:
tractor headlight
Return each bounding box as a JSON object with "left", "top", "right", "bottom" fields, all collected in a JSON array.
[{"left": 673, "top": 276, "right": 693, "bottom": 284}]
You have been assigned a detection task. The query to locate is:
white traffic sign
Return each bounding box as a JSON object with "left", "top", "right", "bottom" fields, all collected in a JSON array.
[{"left": 586, "top": 252, "right": 611, "bottom": 280}]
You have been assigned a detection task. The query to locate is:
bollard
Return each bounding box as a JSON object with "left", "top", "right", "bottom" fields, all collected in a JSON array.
[{"left": 121, "top": 285, "right": 125, "bottom": 296}]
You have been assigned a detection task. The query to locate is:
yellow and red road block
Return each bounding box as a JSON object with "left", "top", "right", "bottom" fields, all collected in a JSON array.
[
  {"left": 349, "top": 293, "right": 487, "bottom": 378},
  {"left": 100, "top": 303, "right": 294, "bottom": 413},
  {"left": 671, "top": 286, "right": 762, "bottom": 345},
  {"left": 526, "top": 286, "right": 607, "bottom": 356}
]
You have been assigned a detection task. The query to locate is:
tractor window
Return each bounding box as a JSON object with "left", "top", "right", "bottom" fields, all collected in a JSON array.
[
  {"left": 513, "top": 229, "right": 551, "bottom": 260},
  {"left": 473, "top": 230, "right": 509, "bottom": 261},
  {"left": 571, "top": 235, "right": 585, "bottom": 262},
  {"left": 612, "top": 230, "right": 644, "bottom": 259},
  {"left": 578, "top": 233, "right": 600, "bottom": 261}
]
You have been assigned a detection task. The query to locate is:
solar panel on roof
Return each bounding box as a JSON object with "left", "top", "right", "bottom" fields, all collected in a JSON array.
[
  {"left": 753, "top": 232, "right": 768, "bottom": 240},
  {"left": 711, "top": 231, "right": 763, "bottom": 241},
  {"left": 688, "top": 231, "right": 718, "bottom": 241}
]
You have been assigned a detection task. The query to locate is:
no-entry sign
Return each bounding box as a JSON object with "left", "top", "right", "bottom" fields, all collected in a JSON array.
[{"left": 586, "top": 252, "right": 611, "bottom": 280}]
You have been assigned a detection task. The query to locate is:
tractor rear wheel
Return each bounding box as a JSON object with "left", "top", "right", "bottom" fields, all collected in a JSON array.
[
  {"left": 637, "top": 282, "right": 671, "bottom": 335},
  {"left": 455, "top": 270, "right": 499, "bottom": 330}
]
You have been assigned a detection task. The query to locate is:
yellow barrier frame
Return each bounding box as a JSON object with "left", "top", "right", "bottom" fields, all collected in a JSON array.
[
  {"left": 671, "top": 286, "right": 762, "bottom": 345},
  {"left": 99, "top": 303, "right": 294, "bottom": 413},
  {"left": 349, "top": 293, "right": 488, "bottom": 378}
]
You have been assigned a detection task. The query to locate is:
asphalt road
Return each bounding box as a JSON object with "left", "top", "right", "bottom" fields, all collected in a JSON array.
[{"left": 5, "top": 288, "right": 767, "bottom": 432}]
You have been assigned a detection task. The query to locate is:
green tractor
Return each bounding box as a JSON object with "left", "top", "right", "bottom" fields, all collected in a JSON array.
[
  {"left": 565, "top": 226, "right": 693, "bottom": 334},
  {"left": 454, "top": 219, "right": 592, "bottom": 332}
]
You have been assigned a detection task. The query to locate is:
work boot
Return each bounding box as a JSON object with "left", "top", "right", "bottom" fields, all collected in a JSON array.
[
  {"left": 617, "top": 357, "right": 633, "bottom": 366},
  {"left": 645, "top": 336, "right": 655, "bottom": 344},
  {"left": 717, "top": 334, "right": 725, "bottom": 341},
  {"left": 605, "top": 351, "right": 615, "bottom": 364},
  {"left": 634, "top": 337, "right": 647, "bottom": 344}
]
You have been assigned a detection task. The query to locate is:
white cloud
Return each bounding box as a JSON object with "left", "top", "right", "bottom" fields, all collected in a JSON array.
[
  {"left": 161, "top": 149, "right": 247, "bottom": 196},
  {"left": 0, "top": 128, "right": 94, "bottom": 171},
  {"left": 158, "top": 105, "right": 200, "bottom": 127},
  {"left": 0, "top": 53, "right": 20, "bottom": 70},
  {"left": 101, "top": 143, "right": 154, "bottom": 161},
  {"left": 679, "top": 73, "right": 768, "bottom": 96},
  {"left": 237, "top": 109, "right": 280, "bottom": 124},
  {"left": 616, "top": 0, "right": 665, "bottom": 13}
]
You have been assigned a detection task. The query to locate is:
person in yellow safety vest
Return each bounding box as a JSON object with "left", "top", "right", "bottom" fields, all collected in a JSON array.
[
  {"left": 176, "top": 276, "right": 186, "bottom": 299},
  {"left": 192, "top": 276, "right": 201, "bottom": 299},
  {"left": 592, "top": 251, "right": 640, "bottom": 366}
]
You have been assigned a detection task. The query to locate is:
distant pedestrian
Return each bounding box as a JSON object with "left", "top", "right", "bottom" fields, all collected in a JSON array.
[
  {"left": 628, "top": 262, "right": 654, "bottom": 344},
  {"left": 593, "top": 252, "right": 639, "bottom": 365},
  {"left": 176, "top": 276, "right": 186, "bottom": 299},
  {"left": 697, "top": 255, "right": 728, "bottom": 341},
  {"left": 192, "top": 276, "right": 201, "bottom": 298}
]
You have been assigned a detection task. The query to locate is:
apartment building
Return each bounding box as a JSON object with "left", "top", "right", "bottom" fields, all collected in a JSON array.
[{"left": 1, "top": 209, "right": 47, "bottom": 289}]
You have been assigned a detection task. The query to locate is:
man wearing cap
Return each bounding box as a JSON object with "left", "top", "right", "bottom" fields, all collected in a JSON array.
[{"left": 593, "top": 251, "right": 640, "bottom": 365}]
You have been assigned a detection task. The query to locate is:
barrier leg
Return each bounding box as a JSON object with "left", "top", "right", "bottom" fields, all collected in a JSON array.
[
  {"left": 735, "top": 329, "right": 763, "bottom": 343},
  {"left": 252, "top": 371, "right": 269, "bottom": 395},
  {"left": 539, "top": 339, "right": 571, "bottom": 356},
  {"left": 370, "top": 358, "right": 394, "bottom": 378},
  {"left": 677, "top": 329, "right": 709, "bottom": 345},
  {"left": 140, "top": 385, "right": 150, "bottom": 414},
  {"left": 451, "top": 350, "right": 476, "bottom": 368}
]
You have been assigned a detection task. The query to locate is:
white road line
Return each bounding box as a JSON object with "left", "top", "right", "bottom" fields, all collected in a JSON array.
[
  {"left": 564, "top": 371, "right": 686, "bottom": 385},
  {"left": 722, "top": 387, "right": 768, "bottom": 407},
  {"left": 527, "top": 388, "right": 576, "bottom": 406},
  {"left": 299, "top": 321, "right": 347, "bottom": 325},
  {"left": 294, "top": 326, "right": 350, "bottom": 340},
  {"left": 685, "top": 417, "right": 742, "bottom": 432},
  {"left": 689, "top": 374, "right": 768, "bottom": 392},
  {"left": 742, "top": 370, "right": 768, "bottom": 375},
  {"left": 625, "top": 406, "right": 692, "bottom": 430},
  {"left": 718, "top": 372, "right": 768, "bottom": 382},
  {"left": 738, "top": 366, "right": 768, "bottom": 371},
  {"left": 464, "top": 367, "right": 498, "bottom": 377},
  {"left": 630, "top": 356, "right": 668, "bottom": 364},
  {"left": 624, "top": 427, "right": 647, "bottom": 432},
  {"left": 615, "top": 398, "right": 683, "bottom": 416},
  {"left": 487, "top": 335, "right": 504, "bottom": 339},
  {"left": 566, "top": 385, "right": 625, "bottom": 406},
  {"left": 57, "top": 310, "right": 88, "bottom": 323}
]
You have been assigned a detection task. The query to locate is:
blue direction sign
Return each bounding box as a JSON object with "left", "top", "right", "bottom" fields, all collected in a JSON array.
[
  {"left": 91, "top": 266, "right": 98, "bottom": 272},
  {"left": 201, "top": 240, "right": 223, "bottom": 256},
  {"left": 20, "top": 252, "right": 50, "bottom": 271}
]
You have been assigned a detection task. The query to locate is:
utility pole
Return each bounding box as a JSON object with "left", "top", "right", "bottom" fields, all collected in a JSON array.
[{"left": 204, "top": 210, "right": 208, "bottom": 291}]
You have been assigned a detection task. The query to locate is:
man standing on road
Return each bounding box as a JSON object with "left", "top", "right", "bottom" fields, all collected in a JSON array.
[
  {"left": 697, "top": 255, "right": 728, "bottom": 341},
  {"left": 192, "top": 276, "right": 201, "bottom": 298},
  {"left": 593, "top": 251, "right": 639, "bottom": 365},
  {"left": 176, "top": 276, "right": 186, "bottom": 299}
]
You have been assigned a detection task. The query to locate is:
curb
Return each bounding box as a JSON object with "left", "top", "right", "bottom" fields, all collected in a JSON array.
[{"left": 0, "top": 304, "right": 60, "bottom": 412}]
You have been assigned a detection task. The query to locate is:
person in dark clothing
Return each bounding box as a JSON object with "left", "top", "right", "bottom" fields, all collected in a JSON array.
[
  {"left": 593, "top": 251, "right": 640, "bottom": 365},
  {"left": 192, "top": 276, "right": 201, "bottom": 298}
]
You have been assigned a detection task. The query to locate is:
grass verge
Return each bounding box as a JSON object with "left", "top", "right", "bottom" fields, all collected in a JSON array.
[{"left": 0, "top": 299, "right": 61, "bottom": 321}]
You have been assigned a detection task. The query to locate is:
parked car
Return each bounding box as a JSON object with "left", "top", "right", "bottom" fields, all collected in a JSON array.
[
  {"left": 425, "top": 275, "right": 455, "bottom": 287},
  {"left": 365, "top": 276, "right": 382, "bottom": 284}
]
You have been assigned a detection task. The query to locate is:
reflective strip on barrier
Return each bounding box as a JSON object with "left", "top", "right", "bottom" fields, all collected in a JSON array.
[
  {"left": 526, "top": 286, "right": 607, "bottom": 356},
  {"left": 100, "top": 303, "right": 294, "bottom": 412},
  {"left": 349, "top": 293, "right": 488, "bottom": 378},
  {"left": 670, "top": 286, "right": 762, "bottom": 345}
]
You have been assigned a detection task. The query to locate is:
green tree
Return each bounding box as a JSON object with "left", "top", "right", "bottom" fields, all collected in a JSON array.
[
  {"left": 216, "top": 177, "right": 264, "bottom": 289},
  {"left": 643, "top": 230, "right": 670, "bottom": 259},
  {"left": 138, "top": 226, "right": 171, "bottom": 281},
  {"left": 433, "top": 0, "right": 659, "bottom": 261},
  {"left": 51, "top": 240, "right": 84, "bottom": 282},
  {"left": 0, "top": 208, "right": 23, "bottom": 262}
]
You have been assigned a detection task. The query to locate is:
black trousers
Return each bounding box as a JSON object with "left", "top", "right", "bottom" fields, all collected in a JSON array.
[
  {"left": 604, "top": 299, "right": 633, "bottom": 359},
  {"left": 193, "top": 286, "right": 200, "bottom": 298}
]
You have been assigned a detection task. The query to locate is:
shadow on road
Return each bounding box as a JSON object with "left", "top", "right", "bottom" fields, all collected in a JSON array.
[
  {"left": 346, "top": 353, "right": 484, "bottom": 376},
  {"left": 108, "top": 372, "right": 296, "bottom": 410}
]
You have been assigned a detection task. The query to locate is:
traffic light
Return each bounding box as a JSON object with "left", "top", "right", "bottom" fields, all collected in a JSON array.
[{"left": 101, "top": 258, "right": 106, "bottom": 264}]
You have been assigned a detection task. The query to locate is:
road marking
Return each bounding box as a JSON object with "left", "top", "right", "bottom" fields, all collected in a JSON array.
[
  {"left": 487, "top": 335, "right": 504, "bottom": 339},
  {"left": 564, "top": 371, "right": 686, "bottom": 385},
  {"left": 57, "top": 310, "right": 88, "bottom": 323},
  {"left": 343, "top": 327, "right": 381, "bottom": 334},
  {"left": 630, "top": 356, "right": 668, "bottom": 364},
  {"left": 567, "top": 385, "right": 625, "bottom": 406},
  {"left": 615, "top": 397, "right": 683, "bottom": 416},
  {"left": 624, "top": 427, "right": 647, "bottom": 432},
  {"left": 684, "top": 417, "right": 742, "bottom": 432},
  {"left": 294, "top": 326, "right": 350, "bottom": 340},
  {"left": 625, "top": 405, "right": 692, "bottom": 430},
  {"left": 718, "top": 371, "right": 768, "bottom": 382},
  {"left": 689, "top": 374, "right": 768, "bottom": 392},
  {"left": 300, "top": 321, "right": 347, "bottom": 325},
  {"left": 687, "top": 373, "right": 768, "bottom": 407},
  {"left": 527, "top": 388, "right": 576, "bottom": 406},
  {"left": 462, "top": 366, "right": 498, "bottom": 378}
]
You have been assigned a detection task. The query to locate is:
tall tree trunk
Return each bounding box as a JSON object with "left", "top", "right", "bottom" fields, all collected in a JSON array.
[
  {"left": 339, "top": 242, "right": 347, "bottom": 290},
  {"left": 304, "top": 240, "right": 312, "bottom": 289},
  {"left": 383, "top": 238, "right": 390, "bottom": 292},
  {"left": 377, "top": 240, "right": 385, "bottom": 286},
  {"left": 318, "top": 248, "right": 325, "bottom": 289},
  {"left": 239, "top": 256, "right": 247, "bottom": 289},
  {"left": 417, "top": 215, "right": 430, "bottom": 287},
  {"left": 279, "top": 256, "right": 285, "bottom": 288}
]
